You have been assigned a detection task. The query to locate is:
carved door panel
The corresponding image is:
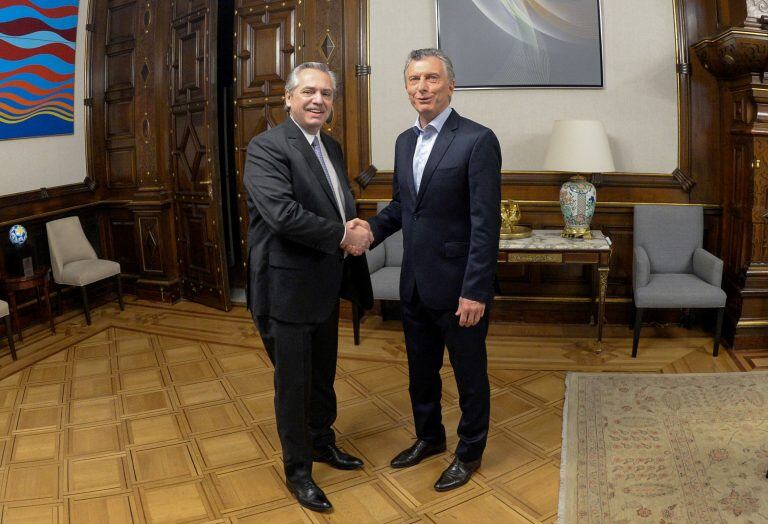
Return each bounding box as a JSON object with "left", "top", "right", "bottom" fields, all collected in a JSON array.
[
  {"left": 232, "top": 0, "right": 351, "bottom": 274},
  {"left": 170, "top": 0, "right": 231, "bottom": 309}
]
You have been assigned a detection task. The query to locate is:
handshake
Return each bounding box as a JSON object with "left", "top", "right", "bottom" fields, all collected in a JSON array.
[{"left": 341, "top": 218, "right": 374, "bottom": 256}]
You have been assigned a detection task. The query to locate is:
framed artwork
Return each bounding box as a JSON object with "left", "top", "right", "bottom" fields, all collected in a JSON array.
[
  {"left": 0, "top": 0, "right": 79, "bottom": 140},
  {"left": 436, "top": 0, "right": 604, "bottom": 89}
]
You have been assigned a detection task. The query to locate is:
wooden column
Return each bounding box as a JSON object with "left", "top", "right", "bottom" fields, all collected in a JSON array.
[
  {"left": 694, "top": 5, "right": 768, "bottom": 348},
  {"left": 89, "top": 0, "right": 180, "bottom": 303}
]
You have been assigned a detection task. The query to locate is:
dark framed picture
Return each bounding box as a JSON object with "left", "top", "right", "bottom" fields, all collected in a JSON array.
[{"left": 436, "top": 0, "right": 604, "bottom": 89}]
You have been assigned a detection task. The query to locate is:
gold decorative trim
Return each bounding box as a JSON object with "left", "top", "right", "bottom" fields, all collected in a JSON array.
[
  {"left": 500, "top": 226, "right": 532, "bottom": 239},
  {"left": 598, "top": 268, "right": 609, "bottom": 302},
  {"left": 694, "top": 28, "right": 768, "bottom": 46},
  {"left": 736, "top": 319, "right": 768, "bottom": 328},
  {"left": 505, "top": 253, "right": 563, "bottom": 263}
]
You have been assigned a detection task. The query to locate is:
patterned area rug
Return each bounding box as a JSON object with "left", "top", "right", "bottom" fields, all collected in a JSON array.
[{"left": 559, "top": 372, "right": 768, "bottom": 523}]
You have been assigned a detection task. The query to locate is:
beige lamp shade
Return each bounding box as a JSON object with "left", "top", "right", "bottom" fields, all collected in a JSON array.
[{"left": 543, "top": 120, "right": 615, "bottom": 173}]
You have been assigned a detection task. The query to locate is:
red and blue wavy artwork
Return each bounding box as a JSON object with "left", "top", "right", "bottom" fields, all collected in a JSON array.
[{"left": 0, "top": 0, "right": 79, "bottom": 140}]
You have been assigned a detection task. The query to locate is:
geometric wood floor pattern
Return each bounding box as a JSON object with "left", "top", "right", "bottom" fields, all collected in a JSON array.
[{"left": 0, "top": 298, "right": 760, "bottom": 523}]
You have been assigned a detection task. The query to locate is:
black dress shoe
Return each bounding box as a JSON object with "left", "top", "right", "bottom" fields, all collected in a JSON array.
[
  {"left": 390, "top": 439, "right": 447, "bottom": 469},
  {"left": 313, "top": 444, "right": 363, "bottom": 470},
  {"left": 285, "top": 478, "right": 332, "bottom": 512},
  {"left": 434, "top": 456, "right": 481, "bottom": 492}
]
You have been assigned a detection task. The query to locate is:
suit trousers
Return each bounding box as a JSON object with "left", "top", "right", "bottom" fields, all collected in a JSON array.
[
  {"left": 257, "top": 303, "right": 339, "bottom": 482},
  {"left": 401, "top": 287, "right": 491, "bottom": 462}
]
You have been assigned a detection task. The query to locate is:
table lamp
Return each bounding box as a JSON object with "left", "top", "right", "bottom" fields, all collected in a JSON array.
[{"left": 543, "top": 120, "right": 615, "bottom": 239}]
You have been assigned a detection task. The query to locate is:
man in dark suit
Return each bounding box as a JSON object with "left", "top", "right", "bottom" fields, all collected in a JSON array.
[
  {"left": 244, "top": 62, "right": 373, "bottom": 512},
  {"left": 368, "top": 48, "right": 501, "bottom": 491}
]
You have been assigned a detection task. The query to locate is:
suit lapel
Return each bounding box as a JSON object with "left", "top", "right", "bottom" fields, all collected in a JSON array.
[
  {"left": 401, "top": 130, "right": 418, "bottom": 202},
  {"left": 415, "top": 110, "right": 459, "bottom": 208},
  {"left": 285, "top": 119, "right": 342, "bottom": 219}
]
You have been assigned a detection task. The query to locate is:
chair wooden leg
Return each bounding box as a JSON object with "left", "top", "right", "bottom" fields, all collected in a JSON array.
[
  {"left": 713, "top": 308, "right": 724, "bottom": 357},
  {"left": 632, "top": 308, "right": 644, "bottom": 358},
  {"left": 56, "top": 284, "right": 63, "bottom": 316},
  {"left": 352, "top": 304, "right": 360, "bottom": 346},
  {"left": 81, "top": 286, "right": 91, "bottom": 325},
  {"left": 116, "top": 275, "right": 124, "bottom": 311},
  {"left": 4, "top": 316, "right": 16, "bottom": 360}
]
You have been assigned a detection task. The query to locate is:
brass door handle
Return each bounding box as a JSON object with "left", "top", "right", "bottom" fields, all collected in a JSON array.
[{"left": 199, "top": 180, "right": 212, "bottom": 185}]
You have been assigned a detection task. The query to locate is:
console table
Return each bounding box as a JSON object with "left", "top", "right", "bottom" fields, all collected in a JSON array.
[
  {"left": 2, "top": 267, "right": 55, "bottom": 343},
  {"left": 498, "top": 230, "right": 612, "bottom": 352}
]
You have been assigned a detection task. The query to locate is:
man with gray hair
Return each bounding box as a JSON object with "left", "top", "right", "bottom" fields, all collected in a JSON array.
[
  {"left": 368, "top": 48, "right": 501, "bottom": 491},
  {"left": 244, "top": 61, "right": 373, "bottom": 512}
]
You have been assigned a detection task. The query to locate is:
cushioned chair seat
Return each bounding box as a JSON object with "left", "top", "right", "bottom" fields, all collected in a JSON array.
[
  {"left": 59, "top": 259, "right": 121, "bottom": 286},
  {"left": 0, "top": 300, "right": 7, "bottom": 317},
  {"left": 371, "top": 267, "right": 401, "bottom": 301},
  {"left": 635, "top": 274, "right": 727, "bottom": 309}
]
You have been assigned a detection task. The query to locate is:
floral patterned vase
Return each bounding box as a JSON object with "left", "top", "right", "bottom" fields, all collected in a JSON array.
[{"left": 559, "top": 175, "right": 596, "bottom": 239}]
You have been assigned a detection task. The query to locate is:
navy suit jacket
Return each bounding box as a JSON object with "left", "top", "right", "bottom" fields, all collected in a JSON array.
[{"left": 369, "top": 110, "right": 501, "bottom": 310}]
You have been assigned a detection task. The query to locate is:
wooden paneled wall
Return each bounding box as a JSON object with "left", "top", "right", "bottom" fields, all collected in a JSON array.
[
  {"left": 4, "top": 0, "right": 768, "bottom": 347},
  {"left": 356, "top": 0, "right": 725, "bottom": 329}
]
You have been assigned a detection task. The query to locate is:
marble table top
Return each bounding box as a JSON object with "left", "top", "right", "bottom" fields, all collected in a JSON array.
[{"left": 499, "top": 229, "right": 611, "bottom": 251}]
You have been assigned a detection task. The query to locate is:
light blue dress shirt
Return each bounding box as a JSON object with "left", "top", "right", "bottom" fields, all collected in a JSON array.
[{"left": 412, "top": 106, "right": 453, "bottom": 193}]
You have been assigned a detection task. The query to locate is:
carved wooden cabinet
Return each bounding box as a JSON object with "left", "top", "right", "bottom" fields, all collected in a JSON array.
[{"left": 693, "top": 1, "right": 768, "bottom": 347}]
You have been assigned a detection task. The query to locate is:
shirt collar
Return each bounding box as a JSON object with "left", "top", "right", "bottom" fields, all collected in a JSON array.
[
  {"left": 412, "top": 106, "right": 453, "bottom": 135},
  {"left": 291, "top": 116, "right": 320, "bottom": 145}
]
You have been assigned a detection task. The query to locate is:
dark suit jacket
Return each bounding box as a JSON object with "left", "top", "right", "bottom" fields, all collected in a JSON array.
[
  {"left": 244, "top": 117, "right": 372, "bottom": 324},
  {"left": 369, "top": 110, "right": 501, "bottom": 310}
]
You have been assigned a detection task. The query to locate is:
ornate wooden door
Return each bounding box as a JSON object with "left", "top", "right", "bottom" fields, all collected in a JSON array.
[
  {"left": 170, "top": 0, "right": 231, "bottom": 309},
  {"left": 232, "top": 0, "right": 363, "bottom": 275}
]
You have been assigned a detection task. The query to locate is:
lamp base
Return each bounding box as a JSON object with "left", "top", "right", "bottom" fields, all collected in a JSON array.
[
  {"left": 561, "top": 226, "right": 592, "bottom": 239},
  {"left": 500, "top": 225, "right": 532, "bottom": 239},
  {"left": 559, "top": 174, "right": 596, "bottom": 241}
]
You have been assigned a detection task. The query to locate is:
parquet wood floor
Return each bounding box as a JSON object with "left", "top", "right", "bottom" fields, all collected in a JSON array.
[{"left": 0, "top": 298, "right": 758, "bottom": 523}]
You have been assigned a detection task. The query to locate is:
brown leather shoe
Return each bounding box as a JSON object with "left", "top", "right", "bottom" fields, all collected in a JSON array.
[
  {"left": 434, "top": 457, "right": 481, "bottom": 492},
  {"left": 390, "top": 439, "right": 447, "bottom": 469}
]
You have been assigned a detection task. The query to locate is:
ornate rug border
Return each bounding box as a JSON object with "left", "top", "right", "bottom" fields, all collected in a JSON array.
[{"left": 557, "top": 370, "right": 768, "bottom": 523}]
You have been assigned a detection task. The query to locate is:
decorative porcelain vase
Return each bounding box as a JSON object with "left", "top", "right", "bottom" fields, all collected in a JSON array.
[{"left": 559, "top": 175, "right": 595, "bottom": 239}]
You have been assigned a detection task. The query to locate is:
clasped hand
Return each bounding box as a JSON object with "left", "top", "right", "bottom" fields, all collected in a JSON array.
[{"left": 341, "top": 218, "right": 373, "bottom": 256}]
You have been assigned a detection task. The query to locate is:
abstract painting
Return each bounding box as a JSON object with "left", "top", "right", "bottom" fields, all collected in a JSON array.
[
  {"left": 437, "top": 0, "right": 603, "bottom": 88},
  {"left": 0, "top": 0, "right": 79, "bottom": 140}
]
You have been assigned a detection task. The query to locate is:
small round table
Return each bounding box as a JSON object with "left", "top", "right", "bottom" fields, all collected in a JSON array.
[{"left": 2, "top": 267, "right": 55, "bottom": 343}]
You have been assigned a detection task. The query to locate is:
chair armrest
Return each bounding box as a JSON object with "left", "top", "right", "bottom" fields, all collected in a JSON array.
[
  {"left": 634, "top": 246, "right": 650, "bottom": 289},
  {"left": 693, "top": 248, "right": 723, "bottom": 287},
  {"left": 366, "top": 243, "right": 385, "bottom": 274}
]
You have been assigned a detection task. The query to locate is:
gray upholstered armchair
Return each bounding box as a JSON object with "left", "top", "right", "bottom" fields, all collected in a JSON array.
[
  {"left": 352, "top": 202, "right": 403, "bottom": 345},
  {"left": 46, "top": 216, "right": 124, "bottom": 325},
  {"left": 632, "top": 205, "right": 726, "bottom": 357}
]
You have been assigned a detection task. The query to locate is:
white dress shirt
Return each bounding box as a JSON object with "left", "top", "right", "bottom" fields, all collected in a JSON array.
[
  {"left": 412, "top": 106, "right": 453, "bottom": 192},
  {"left": 293, "top": 118, "right": 346, "bottom": 221},
  {"left": 291, "top": 118, "right": 348, "bottom": 247}
]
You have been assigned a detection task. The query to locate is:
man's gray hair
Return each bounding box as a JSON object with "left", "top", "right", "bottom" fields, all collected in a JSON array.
[
  {"left": 285, "top": 62, "right": 337, "bottom": 95},
  {"left": 403, "top": 48, "right": 455, "bottom": 82}
]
